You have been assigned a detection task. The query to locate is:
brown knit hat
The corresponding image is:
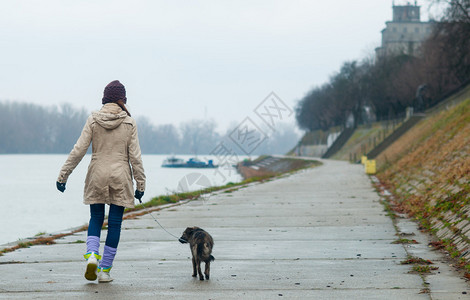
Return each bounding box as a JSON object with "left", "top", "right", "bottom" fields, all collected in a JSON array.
[{"left": 102, "top": 80, "right": 127, "bottom": 104}]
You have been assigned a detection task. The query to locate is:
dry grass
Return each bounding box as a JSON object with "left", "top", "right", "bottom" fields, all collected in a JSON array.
[
  {"left": 376, "top": 98, "right": 470, "bottom": 273},
  {"left": 332, "top": 123, "right": 393, "bottom": 161},
  {"left": 401, "top": 256, "right": 434, "bottom": 265},
  {"left": 0, "top": 225, "right": 88, "bottom": 255},
  {"left": 377, "top": 99, "right": 470, "bottom": 219}
]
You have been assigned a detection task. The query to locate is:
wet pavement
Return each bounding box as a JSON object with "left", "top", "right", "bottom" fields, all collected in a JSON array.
[{"left": 0, "top": 159, "right": 468, "bottom": 299}]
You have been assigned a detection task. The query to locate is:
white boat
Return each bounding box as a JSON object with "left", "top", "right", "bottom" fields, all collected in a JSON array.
[{"left": 161, "top": 156, "right": 186, "bottom": 168}]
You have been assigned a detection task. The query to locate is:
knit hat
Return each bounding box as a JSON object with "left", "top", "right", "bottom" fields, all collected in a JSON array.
[{"left": 102, "top": 80, "right": 127, "bottom": 104}]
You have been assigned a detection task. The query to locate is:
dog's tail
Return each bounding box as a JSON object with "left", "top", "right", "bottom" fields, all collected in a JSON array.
[{"left": 197, "top": 243, "right": 204, "bottom": 258}]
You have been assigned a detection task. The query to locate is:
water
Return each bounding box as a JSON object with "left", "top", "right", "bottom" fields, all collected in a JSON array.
[{"left": 0, "top": 154, "right": 243, "bottom": 245}]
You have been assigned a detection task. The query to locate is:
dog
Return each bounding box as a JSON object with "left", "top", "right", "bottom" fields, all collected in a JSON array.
[{"left": 179, "top": 227, "right": 215, "bottom": 280}]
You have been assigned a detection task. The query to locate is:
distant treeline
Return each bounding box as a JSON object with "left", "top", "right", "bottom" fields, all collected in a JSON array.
[
  {"left": 0, "top": 102, "right": 89, "bottom": 153},
  {"left": 0, "top": 101, "right": 299, "bottom": 155},
  {"left": 296, "top": 0, "right": 470, "bottom": 131}
]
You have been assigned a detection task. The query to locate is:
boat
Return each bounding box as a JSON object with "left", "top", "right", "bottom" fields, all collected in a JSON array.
[
  {"left": 161, "top": 156, "right": 218, "bottom": 168},
  {"left": 185, "top": 157, "right": 218, "bottom": 168},
  {"left": 161, "top": 156, "right": 186, "bottom": 168}
]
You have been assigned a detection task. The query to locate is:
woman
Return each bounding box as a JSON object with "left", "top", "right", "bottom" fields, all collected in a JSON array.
[{"left": 56, "top": 80, "right": 146, "bottom": 283}]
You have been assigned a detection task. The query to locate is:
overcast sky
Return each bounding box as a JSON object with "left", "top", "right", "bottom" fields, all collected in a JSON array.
[{"left": 0, "top": 0, "right": 437, "bottom": 132}]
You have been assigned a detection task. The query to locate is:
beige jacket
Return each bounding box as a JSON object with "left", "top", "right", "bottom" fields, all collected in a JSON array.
[{"left": 58, "top": 103, "right": 146, "bottom": 208}]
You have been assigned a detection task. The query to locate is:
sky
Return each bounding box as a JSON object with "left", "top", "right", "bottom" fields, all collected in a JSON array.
[{"left": 0, "top": 0, "right": 437, "bottom": 133}]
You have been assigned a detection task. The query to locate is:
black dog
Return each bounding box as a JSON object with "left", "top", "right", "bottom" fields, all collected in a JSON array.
[{"left": 179, "top": 227, "right": 215, "bottom": 280}]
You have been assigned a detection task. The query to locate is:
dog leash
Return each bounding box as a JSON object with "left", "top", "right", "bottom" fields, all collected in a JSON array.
[{"left": 137, "top": 199, "right": 184, "bottom": 242}]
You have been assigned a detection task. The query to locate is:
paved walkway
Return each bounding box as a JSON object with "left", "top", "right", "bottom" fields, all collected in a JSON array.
[{"left": 1, "top": 160, "right": 468, "bottom": 299}]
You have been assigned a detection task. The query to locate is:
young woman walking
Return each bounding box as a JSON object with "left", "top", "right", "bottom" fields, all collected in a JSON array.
[{"left": 56, "top": 80, "right": 146, "bottom": 283}]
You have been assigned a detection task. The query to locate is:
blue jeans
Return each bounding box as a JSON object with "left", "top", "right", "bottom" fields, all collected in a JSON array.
[{"left": 88, "top": 204, "right": 124, "bottom": 248}]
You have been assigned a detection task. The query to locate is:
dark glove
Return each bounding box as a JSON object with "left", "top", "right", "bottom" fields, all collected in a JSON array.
[
  {"left": 134, "top": 190, "right": 144, "bottom": 201},
  {"left": 56, "top": 181, "right": 66, "bottom": 193}
]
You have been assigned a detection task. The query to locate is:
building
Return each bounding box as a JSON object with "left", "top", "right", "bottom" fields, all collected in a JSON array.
[{"left": 375, "top": 1, "right": 433, "bottom": 59}]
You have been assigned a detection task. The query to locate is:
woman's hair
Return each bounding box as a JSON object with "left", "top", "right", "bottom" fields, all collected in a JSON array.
[{"left": 116, "top": 99, "right": 131, "bottom": 117}]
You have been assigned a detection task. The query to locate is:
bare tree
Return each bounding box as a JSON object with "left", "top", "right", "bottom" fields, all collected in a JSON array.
[{"left": 179, "top": 119, "right": 220, "bottom": 155}]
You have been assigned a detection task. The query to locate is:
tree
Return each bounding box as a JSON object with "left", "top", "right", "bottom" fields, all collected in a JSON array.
[
  {"left": 136, "top": 116, "right": 181, "bottom": 154},
  {"left": 427, "top": 0, "right": 470, "bottom": 85},
  {"left": 179, "top": 119, "right": 220, "bottom": 155},
  {"left": 0, "top": 102, "right": 88, "bottom": 153}
]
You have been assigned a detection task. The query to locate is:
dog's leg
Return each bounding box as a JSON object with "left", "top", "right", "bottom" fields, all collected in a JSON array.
[
  {"left": 204, "top": 261, "right": 210, "bottom": 280},
  {"left": 192, "top": 256, "right": 197, "bottom": 277},
  {"left": 197, "top": 258, "right": 204, "bottom": 281}
]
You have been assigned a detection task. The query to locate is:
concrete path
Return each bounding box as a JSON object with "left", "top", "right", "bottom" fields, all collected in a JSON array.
[{"left": 1, "top": 160, "right": 469, "bottom": 299}]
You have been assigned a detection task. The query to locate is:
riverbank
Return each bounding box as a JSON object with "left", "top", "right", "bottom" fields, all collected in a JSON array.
[
  {"left": 1, "top": 159, "right": 468, "bottom": 299},
  {"left": 376, "top": 98, "right": 470, "bottom": 276},
  {"left": 0, "top": 154, "right": 243, "bottom": 246},
  {"left": 1, "top": 156, "right": 318, "bottom": 256},
  {"left": 236, "top": 155, "right": 321, "bottom": 179}
]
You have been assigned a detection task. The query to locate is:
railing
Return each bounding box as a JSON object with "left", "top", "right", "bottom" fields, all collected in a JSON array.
[{"left": 347, "top": 117, "right": 406, "bottom": 163}]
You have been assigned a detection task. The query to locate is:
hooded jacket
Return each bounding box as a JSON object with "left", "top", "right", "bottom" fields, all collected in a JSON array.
[{"left": 58, "top": 103, "right": 146, "bottom": 208}]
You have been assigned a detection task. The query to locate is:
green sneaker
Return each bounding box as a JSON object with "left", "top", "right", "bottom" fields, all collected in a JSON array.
[{"left": 83, "top": 252, "right": 101, "bottom": 281}]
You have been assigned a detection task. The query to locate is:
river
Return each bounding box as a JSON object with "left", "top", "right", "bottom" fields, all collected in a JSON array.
[{"left": 0, "top": 154, "right": 243, "bottom": 245}]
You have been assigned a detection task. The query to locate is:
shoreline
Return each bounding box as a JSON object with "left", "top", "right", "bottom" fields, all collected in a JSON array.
[{"left": 1, "top": 155, "right": 320, "bottom": 255}]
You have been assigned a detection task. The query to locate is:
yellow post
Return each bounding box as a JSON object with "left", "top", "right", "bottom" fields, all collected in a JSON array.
[
  {"left": 361, "top": 155, "right": 368, "bottom": 165},
  {"left": 365, "top": 159, "right": 376, "bottom": 175}
]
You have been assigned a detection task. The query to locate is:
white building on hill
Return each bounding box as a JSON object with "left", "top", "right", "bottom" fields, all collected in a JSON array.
[{"left": 375, "top": 1, "right": 433, "bottom": 59}]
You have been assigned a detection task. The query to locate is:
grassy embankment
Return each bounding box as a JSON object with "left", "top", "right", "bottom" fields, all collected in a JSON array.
[
  {"left": 374, "top": 98, "right": 470, "bottom": 276},
  {"left": 293, "top": 121, "right": 403, "bottom": 160},
  {"left": 331, "top": 122, "right": 401, "bottom": 161}
]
